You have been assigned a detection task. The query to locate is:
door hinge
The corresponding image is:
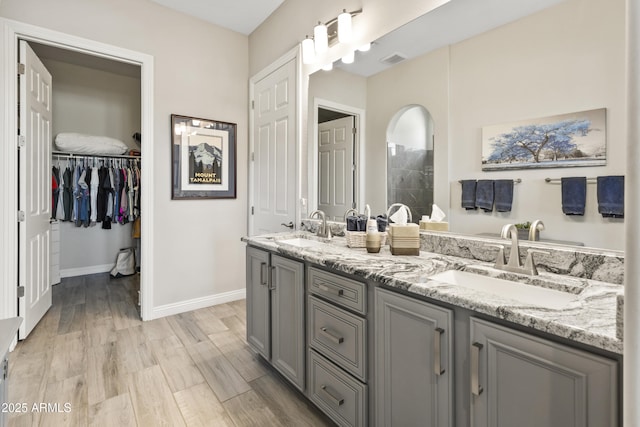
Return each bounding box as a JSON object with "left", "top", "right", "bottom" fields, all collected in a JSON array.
[
  {"left": 17, "top": 286, "right": 25, "bottom": 298},
  {"left": 18, "top": 135, "right": 25, "bottom": 149},
  {"left": 251, "top": 206, "right": 254, "bottom": 215},
  {"left": 2, "top": 359, "right": 7, "bottom": 380},
  {"left": 352, "top": 127, "right": 357, "bottom": 134},
  {"left": 18, "top": 63, "right": 25, "bottom": 75},
  {"left": 251, "top": 100, "right": 255, "bottom": 110},
  {"left": 17, "top": 210, "right": 25, "bottom": 222}
]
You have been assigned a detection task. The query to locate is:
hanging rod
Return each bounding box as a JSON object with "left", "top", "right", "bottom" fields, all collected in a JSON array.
[
  {"left": 544, "top": 177, "right": 597, "bottom": 184},
  {"left": 458, "top": 178, "right": 522, "bottom": 184},
  {"left": 52, "top": 150, "right": 141, "bottom": 160}
]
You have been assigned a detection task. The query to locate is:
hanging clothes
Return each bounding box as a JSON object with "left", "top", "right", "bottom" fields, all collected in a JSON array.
[
  {"left": 62, "top": 166, "right": 73, "bottom": 222},
  {"left": 52, "top": 166, "right": 60, "bottom": 217},
  {"left": 90, "top": 165, "right": 99, "bottom": 226}
]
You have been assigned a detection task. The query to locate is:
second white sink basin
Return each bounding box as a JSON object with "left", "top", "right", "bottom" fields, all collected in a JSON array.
[
  {"left": 430, "top": 270, "right": 578, "bottom": 309},
  {"left": 279, "top": 237, "right": 327, "bottom": 248}
]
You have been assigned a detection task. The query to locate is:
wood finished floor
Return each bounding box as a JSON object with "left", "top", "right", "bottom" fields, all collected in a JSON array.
[{"left": 8, "top": 273, "right": 334, "bottom": 427}]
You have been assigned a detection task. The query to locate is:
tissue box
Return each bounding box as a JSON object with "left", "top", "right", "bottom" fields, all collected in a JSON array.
[{"left": 419, "top": 221, "right": 449, "bottom": 231}]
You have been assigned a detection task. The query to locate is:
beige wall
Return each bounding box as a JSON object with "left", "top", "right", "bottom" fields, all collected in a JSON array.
[
  {"left": 1, "top": 0, "right": 249, "bottom": 308},
  {"left": 363, "top": 0, "right": 625, "bottom": 249},
  {"left": 45, "top": 59, "right": 141, "bottom": 150}
]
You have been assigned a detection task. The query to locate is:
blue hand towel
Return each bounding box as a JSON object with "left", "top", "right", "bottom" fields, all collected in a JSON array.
[
  {"left": 494, "top": 179, "right": 514, "bottom": 212},
  {"left": 475, "top": 180, "right": 495, "bottom": 212},
  {"left": 597, "top": 176, "right": 624, "bottom": 218},
  {"left": 461, "top": 180, "right": 477, "bottom": 210},
  {"left": 561, "top": 177, "right": 587, "bottom": 216}
]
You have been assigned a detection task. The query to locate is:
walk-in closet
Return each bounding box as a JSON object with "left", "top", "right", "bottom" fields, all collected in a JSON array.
[{"left": 29, "top": 41, "right": 143, "bottom": 311}]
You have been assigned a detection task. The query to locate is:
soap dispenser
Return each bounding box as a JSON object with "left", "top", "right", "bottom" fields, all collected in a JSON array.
[{"left": 365, "top": 205, "right": 381, "bottom": 253}]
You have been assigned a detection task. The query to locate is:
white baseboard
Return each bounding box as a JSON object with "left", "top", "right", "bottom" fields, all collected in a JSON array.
[
  {"left": 151, "top": 288, "right": 246, "bottom": 319},
  {"left": 60, "top": 263, "right": 114, "bottom": 278}
]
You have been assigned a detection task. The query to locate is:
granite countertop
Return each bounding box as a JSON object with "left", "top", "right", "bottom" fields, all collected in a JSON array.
[
  {"left": 0, "top": 317, "right": 22, "bottom": 357},
  {"left": 243, "top": 232, "right": 623, "bottom": 355}
]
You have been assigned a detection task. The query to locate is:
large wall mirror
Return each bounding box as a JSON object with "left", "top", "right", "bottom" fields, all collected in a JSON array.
[{"left": 306, "top": 0, "right": 625, "bottom": 251}]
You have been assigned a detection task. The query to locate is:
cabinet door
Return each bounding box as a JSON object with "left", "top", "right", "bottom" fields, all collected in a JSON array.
[
  {"left": 470, "top": 318, "right": 618, "bottom": 427},
  {"left": 246, "top": 247, "right": 270, "bottom": 359},
  {"left": 375, "top": 288, "right": 453, "bottom": 427},
  {"left": 271, "top": 254, "right": 305, "bottom": 391}
]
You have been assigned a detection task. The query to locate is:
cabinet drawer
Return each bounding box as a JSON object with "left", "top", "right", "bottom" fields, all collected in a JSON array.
[
  {"left": 309, "top": 349, "right": 367, "bottom": 427},
  {"left": 308, "top": 267, "right": 366, "bottom": 314},
  {"left": 308, "top": 296, "right": 366, "bottom": 381}
]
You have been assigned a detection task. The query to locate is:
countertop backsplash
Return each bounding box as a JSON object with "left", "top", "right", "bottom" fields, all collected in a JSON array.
[{"left": 301, "top": 220, "right": 624, "bottom": 285}]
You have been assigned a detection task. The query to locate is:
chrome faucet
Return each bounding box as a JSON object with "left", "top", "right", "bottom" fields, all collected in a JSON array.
[
  {"left": 501, "top": 224, "right": 522, "bottom": 270},
  {"left": 343, "top": 208, "right": 359, "bottom": 221},
  {"left": 528, "top": 220, "right": 545, "bottom": 241},
  {"left": 309, "top": 210, "right": 332, "bottom": 239},
  {"left": 488, "top": 223, "right": 548, "bottom": 275}
]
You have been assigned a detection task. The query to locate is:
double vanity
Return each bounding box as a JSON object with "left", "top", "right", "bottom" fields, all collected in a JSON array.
[{"left": 243, "top": 229, "right": 622, "bottom": 427}]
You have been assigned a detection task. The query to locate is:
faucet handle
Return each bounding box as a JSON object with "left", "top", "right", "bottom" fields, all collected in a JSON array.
[
  {"left": 524, "top": 249, "right": 550, "bottom": 275},
  {"left": 485, "top": 244, "right": 506, "bottom": 268}
]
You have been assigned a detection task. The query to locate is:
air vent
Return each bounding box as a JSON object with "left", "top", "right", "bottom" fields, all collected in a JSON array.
[{"left": 380, "top": 52, "right": 407, "bottom": 65}]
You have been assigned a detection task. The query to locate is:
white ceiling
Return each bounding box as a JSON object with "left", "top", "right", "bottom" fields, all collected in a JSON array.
[{"left": 148, "top": 0, "right": 284, "bottom": 35}]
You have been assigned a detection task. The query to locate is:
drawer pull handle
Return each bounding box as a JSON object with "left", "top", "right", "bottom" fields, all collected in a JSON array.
[
  {"left": 320, "top": 385, "right": 344, "bottom": 406},
  {"left": 260, "top": 262, "right": 268, "bottom": 286},
  {"left": 471, "top": 342, "right": 483, "bottom": 396},
  {"left": 318, "top": 282, "right": 344, "bottom": 297},
  {"left": 434, "top": 327, "right": 445, "bottom": 376},
  {"left": 320, "top": 327, "right": 344, "bottom": 344}
]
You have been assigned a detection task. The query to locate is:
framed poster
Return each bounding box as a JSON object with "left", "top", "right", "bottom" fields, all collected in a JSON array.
[
  {"left": 171, "top": 114, "right": 237, "bottom": 199},
  {"left": 481, "top": 108, "right": 606, "bottom": 171}
]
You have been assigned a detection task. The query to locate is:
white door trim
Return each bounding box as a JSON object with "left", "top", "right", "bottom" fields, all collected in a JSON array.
[
  {"left": 0, "top": 18, "right": 155, "bottom": 322},
  {"left": 248, "top": 46, "right": 301, "bottom": 236},
  {"left": 310, "top": 98, "right": 366, "bottom": 214}
]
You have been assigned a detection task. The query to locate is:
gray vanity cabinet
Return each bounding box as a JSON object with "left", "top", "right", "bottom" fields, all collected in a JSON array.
[
  {"left": 246, "top": 247, "right": 305, "bottom": 391},
  {"left": 374, "top": 287, "right": 454, "bottom": 427},
  {"left": 470, "top": 318, "right": 618, "bottom": 427},
  {"left": 246, "top": 246, "right": 271, "bottom": 359}
]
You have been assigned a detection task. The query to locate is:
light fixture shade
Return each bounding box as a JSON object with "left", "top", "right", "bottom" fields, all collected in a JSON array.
[
  {"left": 358, "top": 42, "right": 371, "bottom": 52},
  {"left": 314, "top": 21, "right": 328, "bottom": 54},
  {"left": 302, "top": 36, "right": 315, "bottom": 64},
  {"left": 338, "top": 9, "right": 352, "bottom": 43},
  {"left": 322, "top": 62, "right": 333, "bottom": 71},
  {"left": 341, "top": 50, "right": 355, "bottom": 64}
]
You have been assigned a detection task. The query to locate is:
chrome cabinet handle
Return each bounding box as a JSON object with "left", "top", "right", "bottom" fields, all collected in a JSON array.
[
  {"left": 471, "top": 342, "right": 483, "bottom": 396},
  {"left": 259, "top": 262, "right": 267, "bottom": 286},
  {"left": 281, "top": 221, "right": 294, "bottom": 229},
  {"left": 318, "top": 282, "right": 344, "bottom": 296},
  {"left": 434, "top": 327, "right": 445, "bottom": 376},
  {"left": 320, "top": 385, "right": 344, "bottom": 406},
  {"left": 320, "top": 327, "right": 344, "bottom": 344},
  {"left": 268, "top": 266, "right": 276, "bottom": 290}
]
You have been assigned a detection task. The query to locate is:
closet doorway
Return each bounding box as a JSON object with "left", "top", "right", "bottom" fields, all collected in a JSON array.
[{"left": 0, "top": 19, "right": 155, "bottom": 337}]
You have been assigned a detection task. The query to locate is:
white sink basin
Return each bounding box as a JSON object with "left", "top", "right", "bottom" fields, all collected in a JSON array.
[
  {"left": 279, "top": 237, "right": 327, "bottom": 248},
  {"left": 430, "top": 270, "right": 577, "bottom": 309}
]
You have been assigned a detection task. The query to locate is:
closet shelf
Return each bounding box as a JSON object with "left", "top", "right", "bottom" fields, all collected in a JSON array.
[{"left": 52, "top": 150, "right": 141, "bottom": 160}]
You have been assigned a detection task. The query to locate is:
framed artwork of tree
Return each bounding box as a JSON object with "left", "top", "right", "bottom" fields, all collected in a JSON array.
[
  {"left": 171, "top": 114, "right": 237, "bottom": 199},
  {"left": 481, "top": 108, "right": 606, "bottom": 171}
]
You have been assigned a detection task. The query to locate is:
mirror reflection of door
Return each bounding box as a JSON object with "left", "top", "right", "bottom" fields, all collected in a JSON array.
[
  {"left": 318, "top": 108, "right": 356, "bottom": 221},
  {"left": 387, "top": 105, "right": 434, "bottom": 222}
]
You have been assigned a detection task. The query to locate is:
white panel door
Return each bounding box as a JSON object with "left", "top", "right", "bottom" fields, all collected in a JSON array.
[
  {"left": 18, "top": 41, "right": 53, "bottom": 338},
  {"left": 318, "top": 116, "right": 355, "bottom": 221},
  {"left": 251, "top": 59, "right": 297, "bottom": 234}
]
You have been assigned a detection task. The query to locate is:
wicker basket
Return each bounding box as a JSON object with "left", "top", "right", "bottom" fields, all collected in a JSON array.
[{"left": 346, "top": 231, "right": 387, "bottom": 248}]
